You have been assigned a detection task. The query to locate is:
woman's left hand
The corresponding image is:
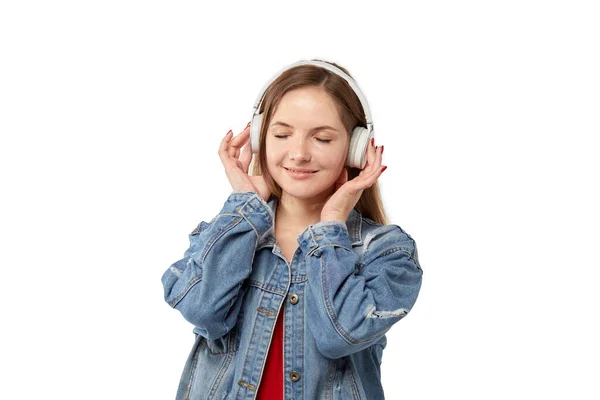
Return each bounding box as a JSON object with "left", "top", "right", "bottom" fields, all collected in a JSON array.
[{"left": 321, "top": 139, "right": 387, "bottom": 222}]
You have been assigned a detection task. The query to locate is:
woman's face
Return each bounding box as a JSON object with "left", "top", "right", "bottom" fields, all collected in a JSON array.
[{"left": 265, "top": 86, "right": 349, "bottom": 201}]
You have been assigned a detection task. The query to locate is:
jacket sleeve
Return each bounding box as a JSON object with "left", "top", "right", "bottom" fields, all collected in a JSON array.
[
  {"left": 161, "top": 190, "right": 273, "bottom": 340},
  {"left": 298, "top": 221, "right": 423, "bottom": 359}
]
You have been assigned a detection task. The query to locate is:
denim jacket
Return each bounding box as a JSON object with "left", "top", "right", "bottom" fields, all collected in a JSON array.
[{"left": 162, "top": 190, "right": 423, "bottom": 400}]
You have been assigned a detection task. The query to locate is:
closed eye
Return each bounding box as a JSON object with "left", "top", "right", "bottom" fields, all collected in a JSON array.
[{"left": 274, "top": 135, "right": 331, "bottom": 143}]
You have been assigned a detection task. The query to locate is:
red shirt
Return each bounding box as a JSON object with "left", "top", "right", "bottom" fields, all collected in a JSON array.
[{"left": 256, "top": 306, "right": 284, "bottom": 399}]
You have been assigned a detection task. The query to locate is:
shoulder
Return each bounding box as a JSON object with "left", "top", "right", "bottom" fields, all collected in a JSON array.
[{"left": 359, "top": 216, "right": 420, "bottom": 267}]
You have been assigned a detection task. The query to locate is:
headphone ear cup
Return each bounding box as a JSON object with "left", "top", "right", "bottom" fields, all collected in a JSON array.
[
  {"left": 346, "top": 126, "right": 373, "bottom": 169},
  {"left": 250, "top": 113, "right": 264, "bottom": 154}
]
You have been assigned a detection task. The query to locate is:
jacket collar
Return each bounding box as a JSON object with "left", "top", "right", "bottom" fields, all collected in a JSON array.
[{"left": 256, "top": 196, "right": 363, "bottom": 250}]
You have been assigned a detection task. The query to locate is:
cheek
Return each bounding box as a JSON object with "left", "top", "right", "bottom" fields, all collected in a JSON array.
[
  {"left": 264, "top": 140, "right": 275, "bottom": 162},
  {"left": 265, "top": 151, "right": 284, "bottom": 177},
  {"left": 323, "top": 147, "right": 348, "bottom": 167},
  {"left": 265, "top": 149, "right": 280, "bottom": 167},
  {"left": 264, "top": 138, "right": 276, "bottom": 156}
]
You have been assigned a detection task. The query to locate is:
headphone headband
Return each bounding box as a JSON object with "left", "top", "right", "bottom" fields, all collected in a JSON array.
[
  {"left": 252, "top": 59, "right": 373, "bottom": 130},
  {"left": 249, "top": 59, "right": 375, "bottom": 169}
]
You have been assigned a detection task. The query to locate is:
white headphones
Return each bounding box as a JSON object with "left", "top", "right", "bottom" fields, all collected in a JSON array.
[{"left": 249, "top": 59, "right": 375, "bottom": 169}]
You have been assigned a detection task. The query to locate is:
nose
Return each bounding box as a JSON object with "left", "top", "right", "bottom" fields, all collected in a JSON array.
[{"left": 288, "top": 135, "right": 311, "bottom": 162}]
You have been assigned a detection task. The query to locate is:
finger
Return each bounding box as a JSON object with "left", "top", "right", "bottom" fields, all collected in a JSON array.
[
  {"left": 365, "top": 145, "right": 383, "bottom": 179},
  {"left": 369, "top": 146, "right": 385, "bottom": 181},
  {"left": 229, "top": 126, "right": 250, "bottom": 158},
  {"left": 356, "top": 138, "right": 376, "bottom": 179},
  {"left": 377, "top": 144, "right": 384, "bottom": 169},
  {"left": 353, "top": 165, "right": 382, "bottom": 191},
  {"left": 364, "top": 138, "right": 377, "bottom": 171},
  {"left": 219, "top": 130, "right": 233, "bottom": 156},
  {"left": 356, "top": 144, "right": 383, "bottom": 185},
  {"left": 219, "top": 130, "right": 237, "bottom": 169},
  {"left": 239, "top": 142, "right": 252, "bottom": 173},
  {"left": 230, "top": 125, "right": 251, "bottom": 147},
  {"left": 229, "top": 145, "right": 240, "bottom": 160},
  {"left": 219, "top": 130, "right": 232, "bottom": 149}
]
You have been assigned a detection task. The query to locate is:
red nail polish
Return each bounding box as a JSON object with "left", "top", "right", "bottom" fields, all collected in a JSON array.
[
  {"left": 381, "top": 166, "right": 387, "bottom": 173},
  {"left": 371, "top": 138, "right": 375, "bottom": 146},
  {"left": 381, "top": 145, "right": 384, "bottom": 154}
]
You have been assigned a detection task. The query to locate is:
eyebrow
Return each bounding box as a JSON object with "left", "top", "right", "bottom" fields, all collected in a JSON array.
[{"left": 269, "top": 121, "right": 339, "bottom": 133}]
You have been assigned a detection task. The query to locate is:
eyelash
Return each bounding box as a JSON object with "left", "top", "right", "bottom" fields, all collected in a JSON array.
[{"left": 274, "top": 135, "right": 331, "bottom": 143}]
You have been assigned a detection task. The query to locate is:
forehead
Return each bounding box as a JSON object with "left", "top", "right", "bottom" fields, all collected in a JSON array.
[{"left": 270, "top": 87, "right": 343, "bottom": 127}]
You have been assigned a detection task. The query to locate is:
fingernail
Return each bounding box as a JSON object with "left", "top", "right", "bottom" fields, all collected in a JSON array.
[
  {"left": 381, "top": 166, "right": 387, "bottom": 173},
  {"left": 371, "top": 138, "right": 375, "bottom": 146},
  {"left": 247, "top": 121, "right": 251, "bottom": 127},
  {"left": 381, "top": 145, "right": 384, "bottom": 154}
]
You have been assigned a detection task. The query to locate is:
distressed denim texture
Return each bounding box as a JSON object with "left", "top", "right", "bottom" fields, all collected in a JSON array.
[{"left": 162, "top": 190, "right": 423, "bottom": 400}]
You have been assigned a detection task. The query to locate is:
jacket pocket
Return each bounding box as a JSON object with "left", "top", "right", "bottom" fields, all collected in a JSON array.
[
  {"left": 196, "top": 312, "right": 242, "bottom": 355},
  {"left": 204, "top": 326, "right": 239, "bottom": 355},
  {"left": 178, "top": 333, "right": 237, "bottom": 400},
  {"left": 326, "top": 358, "right": 363, "bottom": 400}
]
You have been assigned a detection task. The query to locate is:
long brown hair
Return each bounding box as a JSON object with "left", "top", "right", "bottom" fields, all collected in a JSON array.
[{"left": 249, "top": 59, "right": 389, "bottom": 225}]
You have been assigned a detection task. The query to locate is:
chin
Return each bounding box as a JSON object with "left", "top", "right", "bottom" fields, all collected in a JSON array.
[
  {"left": 280, "top": 187, "right": 322, "bottom": 199},
  {"left": 276, "top": 178, "right": 334, "bottom": 200}
]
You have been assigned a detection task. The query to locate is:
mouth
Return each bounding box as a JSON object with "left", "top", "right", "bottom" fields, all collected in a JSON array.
[{"left": 284, "top": 167, "right": 318, "bottom": 177}]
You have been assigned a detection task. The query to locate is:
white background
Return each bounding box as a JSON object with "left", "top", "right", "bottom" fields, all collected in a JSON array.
[{"left": 1, "top": 1, "right": 598, "bottom": 399}]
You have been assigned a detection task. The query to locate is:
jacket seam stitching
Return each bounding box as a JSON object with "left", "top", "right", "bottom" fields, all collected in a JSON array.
[
  {"left": 320, "top": 252, "right": 388, "bottom": 347},
  {"left": 313, "top": 243, "right": 354, "bottom": 252},
  {"left": 320, "top": 253, "right": 357, "bottom": 345},
  {"left": 325, "top": 360, "right": 335, "bottom": 400},
  {"left": 235, "top": 289, "right": 267, "bottom": 398},
  {"left": 200, "top": 216, "right": 244, "bottom": 264},
  {"left": 365, "top": 247, "right": 419, "bottom": 268},
  {"left": 348, "top": 363, "right": 362, "bottom": 399},
  {"left": 207, "top": 349, "right": 235, "bottom": 399},
  {"left": 239, "top": 212, "right": 261, "bottom": 239},
  {"left": 168, "top": 275, "right": 202, "bottom": 308},
  {"left": 247, "top": 279, "right": 287, "bottom": 296},
  {"left": 301, "top": 283, "right": 305, "bottom": 400},
  {"left": 184, "top": 338, "right": 202, "bottom": 399}
]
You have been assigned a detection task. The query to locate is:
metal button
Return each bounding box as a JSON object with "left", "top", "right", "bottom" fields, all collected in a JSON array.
[
  {"left": 289, "top": 371, "right": 301, "bottom": 382},
  {"left": 289, "top": 294, "right": 299, "bottom": 305}
]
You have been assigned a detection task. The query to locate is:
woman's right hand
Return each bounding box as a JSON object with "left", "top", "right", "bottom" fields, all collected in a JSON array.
[{"left": 218, "top": 121, "right": 271, "bottom": 202}]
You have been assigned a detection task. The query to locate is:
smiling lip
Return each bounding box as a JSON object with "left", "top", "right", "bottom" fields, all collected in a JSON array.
[
  {"left": 284, "top": 167, "right": 318, "bottom": 173},
  {"left": 284, "top": 167, "right": 318, "bottom": 179}
]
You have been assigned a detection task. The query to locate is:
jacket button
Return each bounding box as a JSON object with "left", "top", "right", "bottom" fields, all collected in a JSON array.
[
  {"left": 289, "top": 371, "right": 301, "bottom": 382},
  {"left": 289, "top": 294, "right": 299, "bottom": 305}
]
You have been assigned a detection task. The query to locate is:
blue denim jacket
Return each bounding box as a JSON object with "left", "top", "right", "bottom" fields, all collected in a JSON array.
[{"left": 162, "top": 190, "right": 423, "bottom": 400}]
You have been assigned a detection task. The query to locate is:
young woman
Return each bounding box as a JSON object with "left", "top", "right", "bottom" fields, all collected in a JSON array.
[{"left": 162, "top": 59, "right": 423, "bottom": 400}]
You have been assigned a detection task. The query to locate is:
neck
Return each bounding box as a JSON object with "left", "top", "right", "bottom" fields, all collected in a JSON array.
[{"left": 275, "top": 186, "right": 335, "bottom": 231}]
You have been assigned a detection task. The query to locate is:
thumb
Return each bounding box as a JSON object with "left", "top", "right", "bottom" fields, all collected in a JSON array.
[
  {"left": 333, "top": 167, "right": 348, "bottom": 191},
  {"left": 240, "top": 143, "right": 252, "bottom": 173}
]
